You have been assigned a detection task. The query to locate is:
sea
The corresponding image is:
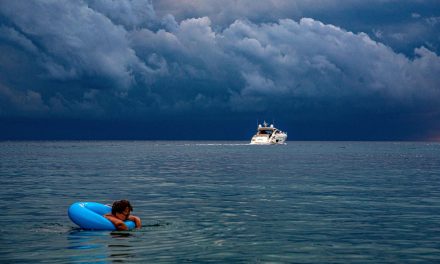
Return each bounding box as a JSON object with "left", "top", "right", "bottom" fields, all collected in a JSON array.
[{"left": 1, "top": 141, "right": 439, "bottom": 263}]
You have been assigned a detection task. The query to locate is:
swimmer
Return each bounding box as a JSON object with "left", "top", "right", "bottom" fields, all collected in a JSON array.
[{"left": 104, "top": 200, "right": 141, "bottom": 230}]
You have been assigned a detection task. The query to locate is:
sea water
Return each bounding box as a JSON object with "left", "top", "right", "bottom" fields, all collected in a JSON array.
[{"left": 1, "top": 141, "right": 439, "bottom": 263}]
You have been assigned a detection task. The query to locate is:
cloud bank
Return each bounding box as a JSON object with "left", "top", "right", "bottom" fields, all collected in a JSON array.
[{"left": 0, "top": 0, "right": 439, "bottom": 139}]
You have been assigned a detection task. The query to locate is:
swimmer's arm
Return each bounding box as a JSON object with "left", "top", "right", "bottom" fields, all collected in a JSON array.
[
  {"left": 104, "top": 214, "right": 128, "bottom": 231},
  {"left": 128, "top": 215, "right": 142, "bottom": 228}
]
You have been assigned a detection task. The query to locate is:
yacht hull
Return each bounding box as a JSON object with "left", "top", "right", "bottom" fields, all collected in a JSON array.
[{"left": 250, "top": 134, "right": 287, "bottom": 145}]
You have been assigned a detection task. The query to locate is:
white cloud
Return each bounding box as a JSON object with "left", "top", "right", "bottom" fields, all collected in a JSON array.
[
  {"left": 219, "top": 18, "right": 440, "bottom": 105},
  {"left": 88, "top": 0, "right": 155, "bottom": 29},
  {"left": 425, "top": 16, "right": 440, "bottom": 26},
  {"left": 412, "top": 13, "right": 421, "bottom": 19}
]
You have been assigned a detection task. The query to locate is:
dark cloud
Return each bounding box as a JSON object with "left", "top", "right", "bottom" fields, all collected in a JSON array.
[{"left": 0, "top": 0, "right": 439, "bottom": 140}]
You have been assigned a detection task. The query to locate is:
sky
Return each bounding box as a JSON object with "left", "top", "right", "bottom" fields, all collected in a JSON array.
[{"left": 0, "top": 0, "right": 440, "bottom": 140}]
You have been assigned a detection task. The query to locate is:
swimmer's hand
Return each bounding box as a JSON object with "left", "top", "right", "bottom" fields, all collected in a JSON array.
[
  {"left": 128, "top": 215, "right": 142, "bottom": 229},
  {"left": 104, "top": 214, "right": 128, "bottom": 231}
]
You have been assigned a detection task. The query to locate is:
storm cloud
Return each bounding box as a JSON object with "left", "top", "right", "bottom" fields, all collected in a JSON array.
[{"left": 0, "top": 0, "right": 439, "bottom": 140}]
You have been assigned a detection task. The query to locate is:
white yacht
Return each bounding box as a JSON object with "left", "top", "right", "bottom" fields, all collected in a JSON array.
[{"left": 250, "top": 121, "right": 287, "bottom": 145}]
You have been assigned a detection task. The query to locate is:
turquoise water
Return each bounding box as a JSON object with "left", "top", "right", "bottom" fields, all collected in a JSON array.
[{"left": 1, "top": 141, "right": 440, "bottom": 263}]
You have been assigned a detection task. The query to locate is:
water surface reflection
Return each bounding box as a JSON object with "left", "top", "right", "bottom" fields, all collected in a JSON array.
[{"left": 68, "top": 229, "right": 138, "bottom": 263}]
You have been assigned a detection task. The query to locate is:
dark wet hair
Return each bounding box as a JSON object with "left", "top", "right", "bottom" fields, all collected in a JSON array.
[{"left": 111, "top": 200, "right": 133, "bottom": 215}]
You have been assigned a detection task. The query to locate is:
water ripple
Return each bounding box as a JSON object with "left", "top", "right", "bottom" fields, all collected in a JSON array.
[{"left": 1, "top": 141, "right": 440, "bottom": 262}]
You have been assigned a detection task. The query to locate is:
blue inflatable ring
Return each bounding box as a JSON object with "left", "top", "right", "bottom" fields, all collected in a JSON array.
[{"left": 68, "top": 202, "right": 135, "bottom": 230}]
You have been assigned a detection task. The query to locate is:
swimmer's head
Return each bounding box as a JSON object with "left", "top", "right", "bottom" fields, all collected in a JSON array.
[{"left": 111, "top": 200, "right": 133, "bottom": 220}]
